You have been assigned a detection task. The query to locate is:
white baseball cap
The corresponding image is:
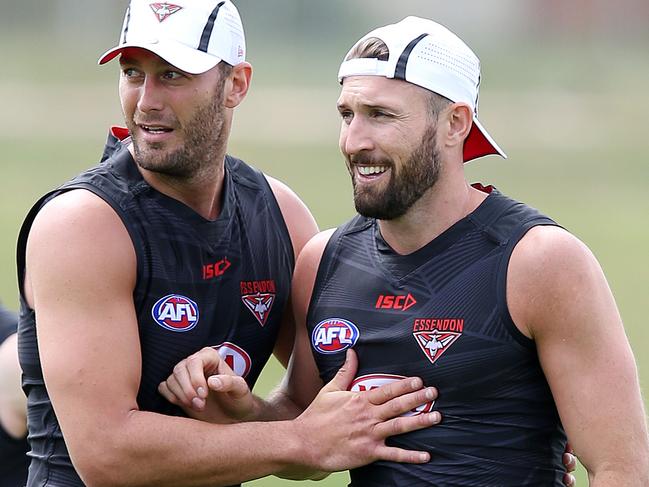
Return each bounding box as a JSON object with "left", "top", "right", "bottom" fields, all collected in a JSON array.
[
  {"left": 338, "top": 16, "right": 506, "bottom": 162},
  {"left": 98, "top": 0, "right": 246, "bottom": 74}
]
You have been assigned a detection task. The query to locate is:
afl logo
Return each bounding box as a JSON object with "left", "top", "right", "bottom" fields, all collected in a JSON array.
[
  {"left": 151, "top": 294, "right": 199, "bottom": 332},
  {"left": 311, "top": 318, "right": 359, "bottom": 354},
  {"left": 350, "top": 374, "right": 435, "bottom": 416},
  {"left": 214, "top": 342, "right": 252, "bottom": 378}
]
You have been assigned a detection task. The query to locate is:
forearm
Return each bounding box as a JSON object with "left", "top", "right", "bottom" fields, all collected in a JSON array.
[
  {"left": 251, "top": 386, "right": 304, "bottom": 421},
  {"left": 72, "top": 410, "right": 313, "bottom": 487}
]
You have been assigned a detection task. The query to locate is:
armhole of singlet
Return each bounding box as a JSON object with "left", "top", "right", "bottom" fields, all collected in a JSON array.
[
  {"left": 16, "top": 185, "right": 145, "bottom": 307},
  {"left": 305, "top": 226, "right": 346, "bottom": 384},
  {"left": 496, "top": 218, "right": 559, "bottom": 349},
  {"left": 256, "top": 173, "right": 296, "bottom": 270}
]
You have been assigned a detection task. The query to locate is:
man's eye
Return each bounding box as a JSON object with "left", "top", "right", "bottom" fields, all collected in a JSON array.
[
  {"left": 162, "top": 71, "right": 183, "bottom": 80},
  {"left": 122, "top": 68, "right": 140, "bottom": 78},
  {"left": 339, "top": 111, "right": 353, "bottom": 122},
  {"left": 371, "top": 110, "right": 389, "bottom": 118}
]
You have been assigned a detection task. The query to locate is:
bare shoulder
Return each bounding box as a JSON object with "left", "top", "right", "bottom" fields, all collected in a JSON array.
[
  {"left": 291, "top": 229, "right": 336, "bottom": 309},
  {"left": 265, "top": 175, "right": 319, "bottom": 258},
  {"left": 295, "top": 229, "right": 337, "bottom": 274},
  {"left": 25, "top": 189, "right": 136, "bottom": 305},
  {"left": 508, "top": 225, "right": 609, "bottom": 338}
]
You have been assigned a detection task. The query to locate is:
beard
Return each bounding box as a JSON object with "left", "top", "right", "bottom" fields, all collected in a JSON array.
[
  {"left": 349, "top": 124, "right": 441, "bottom": 220},
  {"left": 127, "top": 87, "right": 227, "bottom": 180}
]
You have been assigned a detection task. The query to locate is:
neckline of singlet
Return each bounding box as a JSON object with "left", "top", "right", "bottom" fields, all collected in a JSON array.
[
  {"left": 372, "top": 188, "right": 502, "bottom": 282},
  {"left": 108, "top": 144, "right": 235, "bottom": 226}
]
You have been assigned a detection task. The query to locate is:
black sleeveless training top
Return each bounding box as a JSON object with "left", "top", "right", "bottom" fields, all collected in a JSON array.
[
  {"left": 308, "top": 185, "right": 567, "bottom": 486},
  {"left": 16, "top": 132, "right": 294, "bottom": 486},
  {"left": 0, "top": 305, "right": 29, "bottom": 487}
]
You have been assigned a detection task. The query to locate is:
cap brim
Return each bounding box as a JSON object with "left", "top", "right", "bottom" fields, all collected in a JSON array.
[
  {"left": 463, "top": 117, "right": 507, "bottom": 163},
  {"left": 98, "top": 40, "right": 222, "bottom": 75}
]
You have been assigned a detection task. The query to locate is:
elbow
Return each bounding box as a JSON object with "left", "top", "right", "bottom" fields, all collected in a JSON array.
[{"left": 70, "top": 438, "right": 138, "bottom": 487}]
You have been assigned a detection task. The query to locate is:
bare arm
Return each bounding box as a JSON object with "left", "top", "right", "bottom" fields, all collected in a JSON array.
[
  {"left": 26, "top": 190, "right": 314, "bottom": 486},
  {"left": 0, "top": 333, "right": 27, "bottom": 439},
  {"left": 509, "top": 225, "right": 649, "bottom": 486}
]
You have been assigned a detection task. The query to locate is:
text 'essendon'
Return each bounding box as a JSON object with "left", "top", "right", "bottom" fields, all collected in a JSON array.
[
  {"left": 240, "top": 279, "right": 276, "bottom": 295},
  {"left": 413, "top": 318, "right": 464, "bottom": 332}
]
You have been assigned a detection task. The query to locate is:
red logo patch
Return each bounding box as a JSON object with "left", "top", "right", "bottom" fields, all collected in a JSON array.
[
  {"left": 375, "top": 293, "right": 417, "bottom": 311},
  {"left": 202, "top": 257, "right": 231, "bottom": 280},
  {"left": 241, "top": 293, "right": 275, "bottom": 326},
  {"left": 149, "top": 3, "right": 182, "bottom": 22},
  {"left": 350, "top": 374, "right": 434, "bottom": 416},
  {"left": 240, "top": 280, "right": 276, "bottom": 326},
  {"left": 412, "top": 318, "right": 464, "bottom": 364},
  {"left": 214, "top": 342, "right": 251, "bottom": 378},
  {"left": 413, "top": 330, "right": 462, "bottom": 364}
]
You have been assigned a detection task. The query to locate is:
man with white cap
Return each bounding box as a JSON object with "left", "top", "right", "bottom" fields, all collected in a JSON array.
[
  {"left": 290, "top": 16, "right": 648, "bottom": 485},
  {"left": 16, "top": 3, "right": 443, "bottom": 486},
  {"left": 163, "top": 15, "right": 648, "bottom": 486}
]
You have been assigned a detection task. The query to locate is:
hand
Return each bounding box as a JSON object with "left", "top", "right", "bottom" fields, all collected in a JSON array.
[
  {"left": 563, "top": 442, "right": 577, "bottom": 486},
  {"left": 291, "top": 348, "right": 441, "bottom": 475},
  {"left": 158, "top": 347, "right": 255, "bottom": 423}
]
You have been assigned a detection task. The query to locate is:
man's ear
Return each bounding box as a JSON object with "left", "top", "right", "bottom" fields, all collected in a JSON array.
[
  {"left": 442, "top": 102, "right": 473, "bottom": 151},
  {"left": 224, "top": 62, "right": 252, "bottom": 108}
]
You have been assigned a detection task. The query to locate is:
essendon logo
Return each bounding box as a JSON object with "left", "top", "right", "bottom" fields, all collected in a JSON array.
[
  {"left": 413, "top": 330, "right": 462, "bottom": 365},
  {"left": 311, "top": 318, "right": 359, "bottom": 354},
  {"left": 149, "top": 3, "right": 182, "bottom": 22},
  {"left": 214, "top": 342, "right": 251, "bottom": 378},
  {"left": 151, "top": 294, "right": 199, "bottom": 332},
  {"left": 240, "top": 280, "right": 276, "bottom": 326},
  {"left": 241, "top": 293, "right": 275, "bottom": 326},
  {"left": 350, "top": 374, "right": 434, "bottom": 416},
  {"left": 375, "top": 293, "right": 417, "bottom": 311}
]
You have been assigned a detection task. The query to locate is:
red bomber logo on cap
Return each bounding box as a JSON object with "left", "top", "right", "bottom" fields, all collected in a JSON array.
[{"left": 149, "top": 3, "right": 182, "bottom": 22}]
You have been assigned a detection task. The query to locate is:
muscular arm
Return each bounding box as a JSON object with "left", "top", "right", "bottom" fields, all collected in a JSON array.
[
  {"left": 508, "top": 226, "right": 649, "bottom": 485},
  {"left": 26, "top": 190, "right": 312, "bottom": 487}
]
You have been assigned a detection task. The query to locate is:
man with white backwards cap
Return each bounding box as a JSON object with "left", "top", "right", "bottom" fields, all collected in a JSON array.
[
  {"left": 163, "top": 15, "right": 648, "bottom": 486},
  {"left": 292, "top": 16, "right": 648, "bottom": 485},
  {"left": 16, "top": 3, "right": 444, "bottom": 486}
]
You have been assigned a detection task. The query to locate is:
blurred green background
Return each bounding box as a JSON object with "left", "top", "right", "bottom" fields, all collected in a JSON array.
[{"left": 1, "top": 1, "right": 648, "bottom": 485}]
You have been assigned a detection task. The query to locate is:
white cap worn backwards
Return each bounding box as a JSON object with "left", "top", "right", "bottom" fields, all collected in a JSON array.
[
  {"left": 99, "top": 0, "right": 246, "bottom": 74},
  {"left": 338, "top": 16, "right": 506, "bottom": 162}
]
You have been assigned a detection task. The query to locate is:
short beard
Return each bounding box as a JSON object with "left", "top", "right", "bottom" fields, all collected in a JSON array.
[
  {"left": 350, "top": 124, "right": 441, "bottom": 220},
  {"left": 129, "top": 81, "right": 227, "bottom": 181}
]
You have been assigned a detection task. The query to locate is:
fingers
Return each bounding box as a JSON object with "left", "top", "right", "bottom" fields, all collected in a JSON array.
[
  {"left": 563, "top": 473, "right": 576, "bottom": 487},
  {"left": 158, "top": 347, "right": 223, "bottom": 410},
  {"left": 373, "top": 445, "right": 431, "bottom": 464},
  {"left": 365, "top": 376, "right": 427, "bottom": 407},
  {"left": 207, "top": 374, "right": 250, "bottom": 399},
  {"left": 375, "top": 386, "right": 438, "bottom": 421},
  {"left": 563, "top": 451, "right": 577, "bottom": 472},
  {"left": 320, "top": 349, "right": 358, "bottom": 393},
  {"left": 374, "top": 408, "right": 442, "bottom": 439}
]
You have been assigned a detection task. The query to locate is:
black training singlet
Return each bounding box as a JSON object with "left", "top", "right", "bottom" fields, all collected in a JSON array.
[
  {"left": 17, "top": 131, "right": 294, "bottom": 486},
  {"left": 0, "top": 305, "right": 29, "bottom": 487},
  {"left": 307, "top": 186, "right": 567, "bottom": 486}
]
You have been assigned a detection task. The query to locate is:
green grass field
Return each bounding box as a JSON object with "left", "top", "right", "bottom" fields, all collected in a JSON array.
[{"left": 1, "top": 27, "right": 647, "bottom": 485}]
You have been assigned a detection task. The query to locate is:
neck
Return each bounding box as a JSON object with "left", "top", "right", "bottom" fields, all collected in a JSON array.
[
  {"left": 129, "top": 144, "right": 228, "bottom": 221},
  {"left": 376, "top": 169, "right": 488, "bottom": 255}
]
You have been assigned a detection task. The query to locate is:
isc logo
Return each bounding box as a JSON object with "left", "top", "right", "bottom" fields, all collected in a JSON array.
[
  {"left": 151, "top": 294, "right": 199, "bottom": 332},
  {"left": 350, "top": 374, "right": 435, "bottom": 416},
  {"left": 214, "top": 342, "right": 251, "bottom": 378},
  {"left": 375, "top": 293, "right": 417, "bottom": 311},
  {"left": 311, "top": 318, "right": 360, "bottom": 354}
]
